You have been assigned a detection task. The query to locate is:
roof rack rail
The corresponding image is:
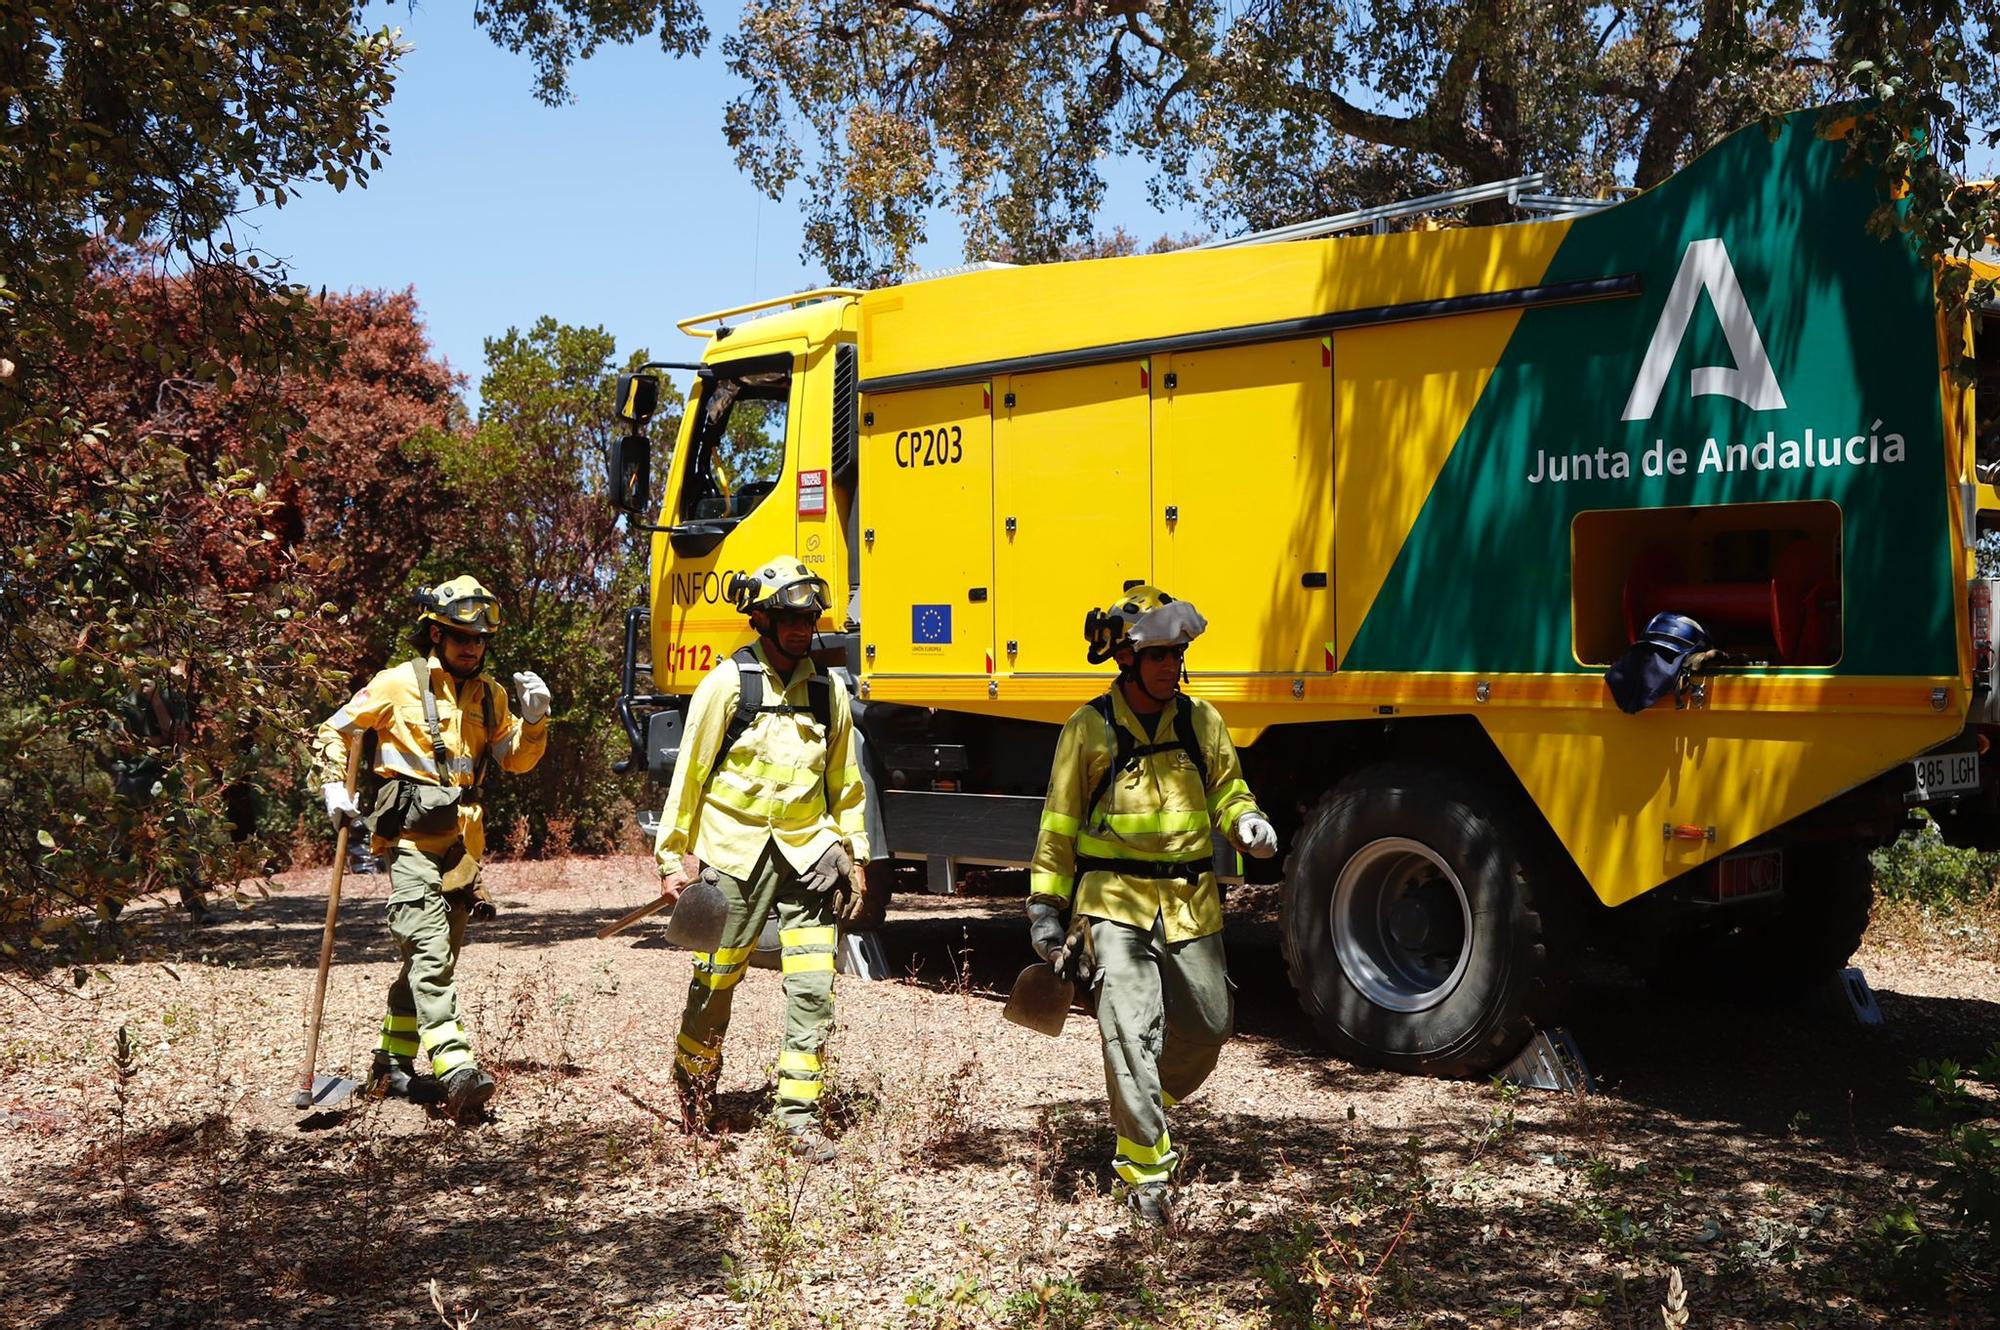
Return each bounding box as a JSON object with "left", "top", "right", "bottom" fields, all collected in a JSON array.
[
  {"left": 676, "top": 286, "right": 864, "bottom": 339},
  {"left": 1194, "top": 172, "right": 1553, "bottom": 249},
  {"left": 1516, "top": 191, "right": 1621, "bottom": 217}
]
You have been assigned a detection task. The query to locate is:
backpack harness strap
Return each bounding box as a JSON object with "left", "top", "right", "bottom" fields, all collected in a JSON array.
[
  {"left": 412, "top": 658, "right": 496, "bottom": 803},
  {"left": 1075, "top": 692, "right": 1212, "bottom": 883},
  {"left": 713, "top": 646, "right": 837, "bottom": 810}
]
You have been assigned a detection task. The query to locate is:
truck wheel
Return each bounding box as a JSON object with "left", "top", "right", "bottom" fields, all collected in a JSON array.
[
  {"left": 1280, "top": 765, "right": 1573, "bottom": 1077},
  {"left": 1672, "top": 841, "right": 1874, "bottom": 998}
]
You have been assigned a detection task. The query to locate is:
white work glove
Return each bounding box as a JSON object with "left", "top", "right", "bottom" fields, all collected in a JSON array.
[
  {"left": 513, "top": 671, "right": 551, "bottom": 724},
  {"left": 1235, "top": 812, "right": 1279, "bottom": 859},
  {"left": 322, "top": 782, "right": 362, "bottom": 824}
]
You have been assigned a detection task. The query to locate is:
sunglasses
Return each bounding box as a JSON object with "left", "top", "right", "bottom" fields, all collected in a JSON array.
[
  {"left": 1135, "top": 644, "right": 1188, "bottom": 665},
  {"left": 440, "top": 627, "right": 488, "bottom": 648}
]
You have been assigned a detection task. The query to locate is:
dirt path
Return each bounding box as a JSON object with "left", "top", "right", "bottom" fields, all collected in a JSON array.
[{"left": 2, "top": 858, "right": 1995, "bottom": 1328}]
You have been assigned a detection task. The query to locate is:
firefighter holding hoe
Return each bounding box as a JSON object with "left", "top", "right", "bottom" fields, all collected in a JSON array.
[
  {"left": 314, "top": 576, "right": 551, "bottom": 1123},
  {"left": 1028, "top": 587, "right": 1280, "bottom": 1225},
  {"left": 652, "top": 554, "right": 879, "bottom": 1162}
]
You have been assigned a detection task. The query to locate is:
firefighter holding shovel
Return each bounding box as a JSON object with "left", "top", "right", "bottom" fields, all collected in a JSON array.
[
  {"left": 1025, "top": 586, "right": 1278, "bottom": 1224},
  {"left": 651, "top": 554, "right": 878, "bottom": 1162},
  {"left": 312, "top": 576, "right": 551, "bottom": 1122}
]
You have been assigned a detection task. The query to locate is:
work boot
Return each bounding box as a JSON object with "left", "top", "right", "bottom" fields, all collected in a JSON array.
[
  {"left": 783, "top": 1123, "right": 838, "bottom": 1164},
  {"left": 369, "top": 1052, "right": 416, "bottom": 1099},
  {"left": 441, "top": 1065, "right": 496, "bottom": 1122},
  {"left": 1127, "top": 1182, "right": 1175, "bottom": 1227}
]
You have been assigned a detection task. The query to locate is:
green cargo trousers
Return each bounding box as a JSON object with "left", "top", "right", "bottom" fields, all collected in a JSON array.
[
  {"left": 1089, "top": 913, "right": 1233, "bottom": 1186},
  {"left": 379, "top": 847, "right": 476, "bottom": 1079},
  {"left": 673, "top": 841, "right": 839, "bottom": 1129}
]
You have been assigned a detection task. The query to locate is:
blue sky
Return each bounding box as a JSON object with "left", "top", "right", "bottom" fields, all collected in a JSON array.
[
  {"left": 238, "top": 5, "right": 1199, "bottom": 407},
  {"left": 241, "top": 8, "right": 2000, "bottom": 409}
]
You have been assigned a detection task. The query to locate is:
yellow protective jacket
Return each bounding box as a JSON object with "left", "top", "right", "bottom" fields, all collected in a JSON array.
[
  {"left": 1030, "top": 687, "right": 1263, "bottom": 943},
  {"left": 654, "top": 643, "right": 870, "bottom": 881},
  {"left": 313, "top": 656, "right": 548, "bottom": 859}
]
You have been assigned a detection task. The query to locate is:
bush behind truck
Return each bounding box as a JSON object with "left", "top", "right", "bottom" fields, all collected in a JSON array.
[{"left": 601, "top": 108, "right": 2000, "bottom": 1077}]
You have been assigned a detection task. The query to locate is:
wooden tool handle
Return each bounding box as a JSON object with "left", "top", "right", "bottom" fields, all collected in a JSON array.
[{"left": 297, "top": 733, "right": 362, "bottom": 1100}]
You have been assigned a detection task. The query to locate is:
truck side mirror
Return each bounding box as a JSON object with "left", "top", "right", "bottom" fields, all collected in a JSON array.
[
  {"left": 614, "top": 372, "right": 661, "bottom": 424},
  {"left": 608, "top": 432, "right": 650, "bottom": 516}
]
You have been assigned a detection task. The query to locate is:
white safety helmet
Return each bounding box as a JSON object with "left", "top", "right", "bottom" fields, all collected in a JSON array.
[
  {"left": 1083, "top": 585, "right": 1207, "bottom": 664},
  {"left": 727, "top": 554, "right": 831, "bottom": 616}
]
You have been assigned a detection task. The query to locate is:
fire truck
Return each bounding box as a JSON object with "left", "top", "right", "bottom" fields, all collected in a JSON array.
[{"left": 604, "top": 107, "right": 1996, "bottom": 1076}]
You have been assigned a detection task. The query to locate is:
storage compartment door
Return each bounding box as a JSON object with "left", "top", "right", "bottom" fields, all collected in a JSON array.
[
  {"left": 859, "top": 383, "right": 995, "bottom": 675},
  {"left": 1154, "top": 339, "right": 1336, "bottom": 673},
  {"left": 995, "top": 363, "right": 1152, "bottom": 674}
]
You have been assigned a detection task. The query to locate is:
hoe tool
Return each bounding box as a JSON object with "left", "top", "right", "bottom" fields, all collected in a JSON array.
[
  {"left": 1003, "top": 914, "right": 1091, "bottom": 1037},
  {"left": 596, "top": 866, "right": 730, "bottom": 954},
  {"left": 294, "top": 734, "right": 363, "bottom": 1112}
]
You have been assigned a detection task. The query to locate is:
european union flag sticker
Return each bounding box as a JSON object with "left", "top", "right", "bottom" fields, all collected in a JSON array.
[{"left": 913, "top": 603, "right": 953, "bottom": 645}]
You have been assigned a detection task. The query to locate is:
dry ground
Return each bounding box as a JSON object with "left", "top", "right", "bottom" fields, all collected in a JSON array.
[{"left": 1, "top": 857, "right": 1997, "bottom": 1329}]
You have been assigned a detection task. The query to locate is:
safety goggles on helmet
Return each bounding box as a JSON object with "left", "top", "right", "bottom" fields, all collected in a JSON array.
[
  {"left": 418, "top": 576, "right": 501, "bottom": 635},
  {"left": 1083, "top": 585, "right": 1207, "bottom": 665},
  {"left": 727, "top": 555, "right": 831, "bottom": 617}
]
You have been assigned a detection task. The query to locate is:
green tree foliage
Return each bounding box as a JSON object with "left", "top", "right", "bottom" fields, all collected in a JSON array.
[
  {"left": 473, "top": 3, "right": 2000, "bottom": 289},
  {"left": 0, "top": 2, "right": 407, "bottom": 951},
  {"left": 408, "top": 318, "right": 685, "bottom": 856}
]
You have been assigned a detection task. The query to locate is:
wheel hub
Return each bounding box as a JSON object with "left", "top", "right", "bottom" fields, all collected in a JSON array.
[{"left": 1330, "top": 837, "right": 1474, "bottom": 1013}]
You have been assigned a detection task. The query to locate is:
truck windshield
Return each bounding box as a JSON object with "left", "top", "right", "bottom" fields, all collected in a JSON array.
[{"left": 679, "top": 355, "right": 792, "bottom": 523}]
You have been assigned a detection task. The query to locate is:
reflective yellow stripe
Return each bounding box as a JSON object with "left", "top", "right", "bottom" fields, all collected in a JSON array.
[
  {"left": 777, "top": 1076, "right": 824, "bottom": 1102},
  {"left": 781, "top": 952, "right": 836, "bottom": 974},
  {"left": 833, "top": 765, "right": 861, "bottom": 786},
  {"left": 1113, "top": 1154, "right": 1176, "bottom": 1185},
  {"left": 1039, "top": 809, "right": 1080, "bottom": 836},
  {"left": 378, "top": 745, "right": 442, "bottom": 779},
  {"left": 721, "top": 752, "right": 823, "bottom": 787},
  {"left": 1030, "top": 872, "right": 1074, "bottom": 899},
  {"left": 705, "top": 780, "right": 824, "bottom": 821},
  {"left": 678, "top": 1032, "right": 720, "bottom": 1062},
  {"left": 1200, "top": 772, "right": 1248, "bottom": 816},
  {"left": 1075, "top": 833, "right": 1213, "bottom": 862},
  {"left": 777, "top": 1049, "right": 821, "bottom": 1074},
  {"left": 700, "top": 944, "right": 756, "bottom": 966},
  {"left": 695, "top": 966, "right": 749, "bottom": 990},
  {"left": 676, "top": 1050, "right": 714, "bottom": 1079},
  {"left": 781, "top": 926, "right": 837, "bottom": 948},
  {"left": 428, "top": 1045, "right": 474, "bottom": 1075},
  {"left": 419, "top": 1019, "right": 469, "bottom": 1054},
  {"left": 381, "top": 1014, "right": 418, "bottom": 1033},
  {"left": 1099, "top": 808, "right": 1212, "bottom": 835},
  {"left": 1161, "top": 1090, "right": 1178, "bottom": 1109},
  {"left": 377, "top": 1033, "right": 419, "bottom": 1057},
  {"left": 1116, "top": 1131, "right": 1174, "bottom": 1166}
]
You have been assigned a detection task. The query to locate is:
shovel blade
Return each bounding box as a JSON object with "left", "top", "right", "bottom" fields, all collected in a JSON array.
[
  {"left": 1002, "top": 962, "right": 1074, "bottom": 1037},
  {"left": 662, "top": 877, "right": 730, "bottom": 953},
  {"left": 293, "top": 1073, "right": 360, "bottom": 1111}
]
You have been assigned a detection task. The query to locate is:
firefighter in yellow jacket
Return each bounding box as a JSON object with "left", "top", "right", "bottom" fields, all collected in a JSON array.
[
  {"left": 1028, "top": 586, "right": 1279, "bottom": 1223},
  {"left": 653, "top": 554, "right": 877, "bottom": 1161},
  {"left": 314, "top": 576, "right": 551, "bottom": 1121}
]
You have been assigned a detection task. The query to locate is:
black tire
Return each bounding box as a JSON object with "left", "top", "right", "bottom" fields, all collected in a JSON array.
[
  {"left": 1280, "top": 763, "right": 1575, "bottom": 1077},
  {"left": 1668, "top": 840, "right": 1873, "bottom": 999}
]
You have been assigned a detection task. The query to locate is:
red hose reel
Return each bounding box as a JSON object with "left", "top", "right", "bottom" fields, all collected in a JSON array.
[{"left": 1621, "top": 539, "right": 1840, "bottom": 665}]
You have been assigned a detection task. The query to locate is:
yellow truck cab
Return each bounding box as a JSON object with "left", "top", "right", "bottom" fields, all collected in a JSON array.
[{"left": 606, "top": 108, "right": 1997, "bottom": 1078}]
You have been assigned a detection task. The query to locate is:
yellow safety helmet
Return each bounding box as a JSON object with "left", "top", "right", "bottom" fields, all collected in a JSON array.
[
  {"left": 416, "top": 574, "right": 501, "bottom": 635},
  {"left": 1083, "top": 585, "right": 1207, "bottom": 664},
  {"left": 727, "top": 554, "right": 831, "bottom": 616}
]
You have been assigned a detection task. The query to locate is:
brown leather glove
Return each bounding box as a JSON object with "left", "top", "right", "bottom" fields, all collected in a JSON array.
[{"left": 836, "top": 860, "right": 886, "bottom": 931}]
